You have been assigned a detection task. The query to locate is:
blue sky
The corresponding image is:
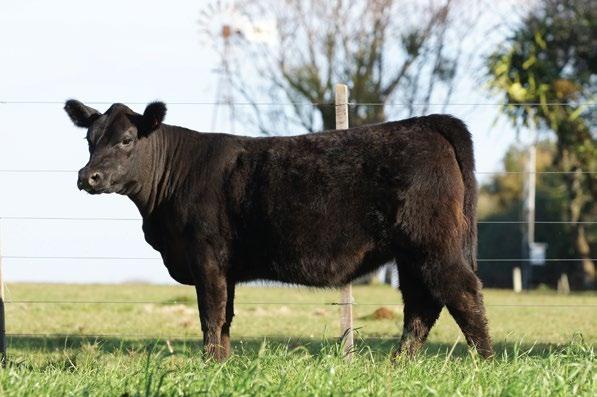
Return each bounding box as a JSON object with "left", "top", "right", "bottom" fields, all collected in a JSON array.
[{"left": 0, "top": 0, "right": 530, "bottom": 284}]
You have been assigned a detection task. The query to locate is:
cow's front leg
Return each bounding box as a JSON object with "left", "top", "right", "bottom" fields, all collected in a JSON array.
[{"left": 191, "top": 248, "right": 228, "bottom": 361}]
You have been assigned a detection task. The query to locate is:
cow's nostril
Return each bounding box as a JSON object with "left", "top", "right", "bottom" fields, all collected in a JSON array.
[{"left": 88, "top": 172, "right": 101, "bottom": 186}]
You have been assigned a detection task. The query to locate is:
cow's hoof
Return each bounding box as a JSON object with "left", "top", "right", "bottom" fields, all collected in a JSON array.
[{"left": 204, "top": 344, "right": 229, "bottom": 362}]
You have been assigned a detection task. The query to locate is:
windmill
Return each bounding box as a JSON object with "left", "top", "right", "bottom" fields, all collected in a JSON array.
[{"left": 199, "top": 1, "right": 277, "bottom": 133}]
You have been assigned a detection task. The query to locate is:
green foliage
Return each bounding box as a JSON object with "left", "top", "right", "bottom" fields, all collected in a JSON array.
[
  {"left": 486, "top": 0, "right": 596, "bottom": 288},
  {"left": 477, "top": 143, "right": 595, "bottom": 287},
  {"left": 486, "top": 0, "right": 595, "bottom": 169},
  {"left": 487, "top": 0, "right": 595, "bottom": 133}
]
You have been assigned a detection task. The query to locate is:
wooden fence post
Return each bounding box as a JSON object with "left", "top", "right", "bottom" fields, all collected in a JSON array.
[
  {"left": 513, "top": 266, "right": 522, "bottom": 293},
  {"left": 557, "top": 273, "right": 570, "bottom": 294},
  {"left": 335, "top": 84, "right": 354, "bottom": 359},
  {"left": 0, "top": 220, "right": 6, "bottom": 367}
]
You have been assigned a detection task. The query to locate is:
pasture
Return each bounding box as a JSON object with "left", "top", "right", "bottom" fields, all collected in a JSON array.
[{"left": 0, "top": 283, "right": 595, "bottom": 396}]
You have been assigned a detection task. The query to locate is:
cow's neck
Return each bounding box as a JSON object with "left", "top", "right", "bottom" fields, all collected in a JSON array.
[{"left": 128, "top": 125, "right": 194, "bottom": 217}]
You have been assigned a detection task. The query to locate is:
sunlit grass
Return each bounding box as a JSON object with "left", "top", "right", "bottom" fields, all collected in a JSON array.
[{"left": 1, "top": 283, "right": 596, "bottom": 396}]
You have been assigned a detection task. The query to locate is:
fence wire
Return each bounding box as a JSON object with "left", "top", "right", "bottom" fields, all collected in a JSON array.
[
  {"left": 1, "top": 256, "right": 593, "bottom": 262},
  {"left": 0, "top": 169, "right": 596, "bottom": 175},
  {"left": 1, "top": 216, "right": 595, "bottom": 224},
  {"left": 1, "top": 100, "right": 596, "bottom": 107},
  {"left": 3, "top": 300, "right": 596, "bottom": 308},
  {"left": 3, "top": 303, "right": 595, "bottom": 343},
  {"left": 4, "top": 332, "right": 403, "bottom": 341}
]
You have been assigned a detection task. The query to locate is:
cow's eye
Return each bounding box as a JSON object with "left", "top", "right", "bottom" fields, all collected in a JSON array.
[{"left": 121, "top": 137, "right": 133, "bottom": 146}]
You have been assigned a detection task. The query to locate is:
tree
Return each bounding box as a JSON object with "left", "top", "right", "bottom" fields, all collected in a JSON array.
[
  {"left": 487, "top": 0, "right": 596, "bottom": 288},
  {"left": 477, "top": 142, "right": 596, "bottom": 289},
  {"left": 201, "top": 0, "right": 483, "bottom": 134}
]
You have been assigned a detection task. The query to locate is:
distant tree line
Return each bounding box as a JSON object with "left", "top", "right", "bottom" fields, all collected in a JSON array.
[{"left": 476, "top": 142, "right": 596, "bottom": 289}]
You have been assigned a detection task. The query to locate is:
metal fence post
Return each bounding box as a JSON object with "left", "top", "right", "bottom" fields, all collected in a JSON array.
[{"left": 335, "top": 84, "right": 354, "bottom": 360}]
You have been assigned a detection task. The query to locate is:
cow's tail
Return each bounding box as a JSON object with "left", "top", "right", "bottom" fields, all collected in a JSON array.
[{"left": 425, "top": 114, "right": 478, "bottom": 271}]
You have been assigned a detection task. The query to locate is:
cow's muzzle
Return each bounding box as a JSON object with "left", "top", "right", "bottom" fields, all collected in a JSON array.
[{"left": 77, "top": 167, "right": 105, "bottom": 193}]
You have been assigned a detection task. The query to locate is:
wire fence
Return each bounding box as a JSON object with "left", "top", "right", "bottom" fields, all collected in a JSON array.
[
  {"left": 1, "top": 216, "right": 596, "bottom": 224},
  {"left": 1, "top": 169, "right": 596, "bottom": 175},
  {"left": 0, "top": 99, "right": 595, "bottom": 351},
  {"left": 1, "top": 256, "right": 594, "bottom": 262},
  {"left": 2, "top": 332, "right": 404, "bottom": 341},
  {"left": 2, "top": 292, "right": 596, "bottom": 345},
  {"left": 2, "top": 285, "right": 596, "bottom": 344},
  {"left": 3, "top": 299, "right": 596, "bottom": 308},
  {"left": 1, "top": 100, "right": 596, "bottom": 106}
]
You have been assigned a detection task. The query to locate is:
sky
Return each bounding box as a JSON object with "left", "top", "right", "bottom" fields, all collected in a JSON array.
[{"left": 0, "top": 0, "right": 531, "bottom": 284}]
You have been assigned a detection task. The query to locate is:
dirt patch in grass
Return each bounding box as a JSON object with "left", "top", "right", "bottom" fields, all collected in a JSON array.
[{"left": 360, "top": 307, "right": 397, "bottom": 320}]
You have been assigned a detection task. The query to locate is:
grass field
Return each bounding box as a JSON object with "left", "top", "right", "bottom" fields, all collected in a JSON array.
[{"left": 1, "top": 283, "right": 595, "bottom": 396}]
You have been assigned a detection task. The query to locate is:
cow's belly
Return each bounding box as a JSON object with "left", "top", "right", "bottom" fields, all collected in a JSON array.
[
  {"left": 238, "top": 236, "right": 393, "bottom": 287},
  {"left": 303, "top": 245, "right": 391, "bottom": 286}
]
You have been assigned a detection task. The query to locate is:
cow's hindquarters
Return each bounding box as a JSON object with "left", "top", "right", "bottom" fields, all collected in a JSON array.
[{"left": 393, "top": 120, "right": 492, "bottom": 357}]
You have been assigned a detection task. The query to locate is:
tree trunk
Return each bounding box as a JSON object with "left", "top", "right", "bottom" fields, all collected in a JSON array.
[
  {"left": 565, "top": 164, "right": 595, "bottom": 289},
  {"left": 574, "top": 225, "right": 596, "bottom": 288},
  {"left": 319, "top": 104, "right": 336, "bottom": 131}
]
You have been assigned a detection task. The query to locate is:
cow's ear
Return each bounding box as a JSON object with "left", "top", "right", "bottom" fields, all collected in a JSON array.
[
  {"left": 139, "top": 101, "right": 166, "bottom": 134},
  {"left": 64, "top": 100, "right": 100, "bottom": 128}
]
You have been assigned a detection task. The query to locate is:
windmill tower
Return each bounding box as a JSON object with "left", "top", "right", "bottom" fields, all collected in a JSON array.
[
  {"left": 212, "top": 23, "right": 238, "bottom": 133},
  {"left": 199, "top": 1, "right": 276, "bottom": 133},
  {"left": 199, "top": 1, "right": 242, "bottom": 133}
]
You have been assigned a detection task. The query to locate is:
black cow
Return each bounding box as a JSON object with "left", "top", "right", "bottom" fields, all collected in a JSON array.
[{"left": 64, "top": 100, "right": 492, "bottom": 360}]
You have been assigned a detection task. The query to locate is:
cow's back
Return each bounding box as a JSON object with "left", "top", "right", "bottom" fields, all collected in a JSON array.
[{"left": 226, "top": 116, "right": 463, "bottom": 286}]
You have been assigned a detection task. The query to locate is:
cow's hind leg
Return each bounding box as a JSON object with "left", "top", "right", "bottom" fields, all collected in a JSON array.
[
  {"left": 417, "top": 253, "right": 493, "bottom": 358},
  {"left": 440, "top": 263, "right": 493, "bottom": 357},
  {"left": 395, "top": 263, "right": 443, "bottom": 358}
]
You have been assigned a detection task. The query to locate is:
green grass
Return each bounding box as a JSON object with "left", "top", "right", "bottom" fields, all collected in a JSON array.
[{"left": 1, "top": 283, "right": 596, "bottom": 396}]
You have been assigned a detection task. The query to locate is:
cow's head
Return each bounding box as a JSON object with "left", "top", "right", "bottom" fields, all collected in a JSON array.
[{"left": 64, "top": 100, "right": 166, "bottom": 194}]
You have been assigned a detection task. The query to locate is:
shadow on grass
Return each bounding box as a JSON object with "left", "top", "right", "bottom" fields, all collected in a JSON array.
[{"left": 6, "top": 334, "right": 579, "bottom": 360}]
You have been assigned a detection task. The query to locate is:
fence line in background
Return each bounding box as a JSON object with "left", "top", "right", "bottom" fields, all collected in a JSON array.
[
  {"left": 0, "top": 217, "right": 142, "bottom": 221},
  {"left": 3, "top": 332, "right": 406, "bottom": 341},
  {"left": 5, "top": 332, "right": 200, "bottom": 339},
  {"left": 1, "top": 169, "right": 595, "bottom": 175},
  {"left": 1, "top": 216, "right": 595, "bottom": 224},
  {"left": 1, "top": 100, "right": 596, "bottom": 107},
  {"left": 3, "top": 300, "right": 596, "bottom": 308},
  {"left": 0, "top": 256, "right": 592, "bottom": 262}
]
